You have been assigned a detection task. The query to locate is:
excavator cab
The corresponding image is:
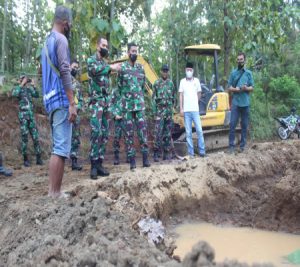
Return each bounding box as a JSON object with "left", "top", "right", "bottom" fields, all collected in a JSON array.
[{"left": 173, "top": 44, "right": 231, "bottom": 129}]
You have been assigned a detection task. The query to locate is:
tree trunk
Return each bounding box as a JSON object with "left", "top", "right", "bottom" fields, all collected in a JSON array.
[
  {"left": 176, "top": 47, "right": 179, "bottom": 89},
  {"left": 108, "top": 0, "right": 115, "bottom": 51},
  {"left": 223, "top": 0, "right": 231, "bottom": 86},
  {"left": 1, "top": 0, "right": 8, "bottom": 72},
  {"left": 25, "top": 0, "right": 36, "bottom": 68},
  {"left": 148, "top": 18, "right": 152, "bottom": 64}
]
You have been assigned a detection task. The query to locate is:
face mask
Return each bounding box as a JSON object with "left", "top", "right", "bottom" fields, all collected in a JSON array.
[
  {"left": 238, "top": 62, "right": 244, "bottom": 69},
  {"left": 64, "top": 23, "right": 71, "bottom": 40},
  {"left": 186, "top": 70, "right": 193, "bottom": 79},
  {"left": 71, "top": 69, "right": 77, "bottom": 77},
  {"left": 130, "top": 54, "right": 137, "bottom": 63},
  {"left": 100, "top": 48, "right": 108, "bottom": 58}
]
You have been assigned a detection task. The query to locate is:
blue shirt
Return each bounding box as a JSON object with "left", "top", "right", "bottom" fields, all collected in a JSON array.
[{"left": 228, "top": 68, "right": 254, "bottom": 107}]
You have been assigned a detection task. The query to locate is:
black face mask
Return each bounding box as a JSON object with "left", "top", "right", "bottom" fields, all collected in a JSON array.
[
  {"left": 130, "top": 54, "right": 137, "bottom": 63},
  {"left": 238, "top": 62, "right": 244, "bottom": 69},
  {"left": 64, "top": 24, "right": 71, "bottom": 40},
  {"left": 99, "top": 48, "right": 109, "bottom": 58},
  {"left": 71, "top": 69, "right": 77, "bottom": 77}
]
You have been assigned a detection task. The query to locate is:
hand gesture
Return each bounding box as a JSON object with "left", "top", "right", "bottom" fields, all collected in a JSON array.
[
  {"left": 110, "top": 63, "right": 121, "bottom": 72},
  {"left": 21, "top": 77, "right": 27, "bottom": 87},
  {"left": 241, "top": 84, "right": 247, "bottom": 91}
]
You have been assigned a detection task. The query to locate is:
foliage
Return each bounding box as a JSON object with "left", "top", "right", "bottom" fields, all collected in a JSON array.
[
  {"left": 268, "top": 75, "right": 300, "bottom": 115},
  {"left": 249, "top": 82, "right": 275, "bottom": 140}
]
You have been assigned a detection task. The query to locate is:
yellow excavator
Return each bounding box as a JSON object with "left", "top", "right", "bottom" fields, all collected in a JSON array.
[{"left": 80, "top": 44, "right": 237, "bottom": 153}]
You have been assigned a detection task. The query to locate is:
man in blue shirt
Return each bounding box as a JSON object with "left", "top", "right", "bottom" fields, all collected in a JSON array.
[
  {"left": 228, "top": 52, "right": 254, "bottom": 153},
  {"left": 41, "top": 6, "right": 77, "bottom": 198}
]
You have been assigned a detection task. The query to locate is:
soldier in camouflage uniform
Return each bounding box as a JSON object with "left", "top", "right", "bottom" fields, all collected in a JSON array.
[
  {"left": 108, "top": 88, "right": 129, "bottom": 165},
  {"left": 87, "top": 36, "right": 121, "bottom": 179},
  {"left": 152, "top": 64, "right": 176, "bottom": 162},
  {"left": 12, "top": 75, "right": 43, "bottom": 167},
  {"left": 70, "top": 60, "right": 84, "bottom": 171},
  {"left": 115, "top": 42, "right": 151, "bottom": 170}
]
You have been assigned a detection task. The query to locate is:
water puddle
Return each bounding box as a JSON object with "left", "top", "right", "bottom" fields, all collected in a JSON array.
[{"left": 174, "top": 223, "right": 300, "bottom": 266}]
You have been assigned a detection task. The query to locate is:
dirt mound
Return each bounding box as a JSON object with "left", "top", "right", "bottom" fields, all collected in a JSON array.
[{"left": 0, "top": 140, "right": 299, "bottom": 266}]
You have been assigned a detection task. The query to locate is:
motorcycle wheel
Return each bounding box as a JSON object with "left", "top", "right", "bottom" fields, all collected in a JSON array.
[{"left": 277, "top": 126, "right": 290, "bottom": 140}]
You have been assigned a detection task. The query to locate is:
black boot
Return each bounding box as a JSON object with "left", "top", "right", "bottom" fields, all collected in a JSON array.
[
  {"left": 90, "top": 160, "right": 98, "bottom": 180},
  {"left": 163, "top": 151, "right": 171, "bottom": 160},
  {"left": 129, "top": 156, "right": 136, "bottom": 170},
  {"left": 153, "top": 151, "right": 159, "bottom": 162},
  {"left": 0, "top": 153, "right": 13, "bottom": 176},
  {"left": 36, "top": 154, "right": 43, "bottom": 165},
  {"left": 24, "top": 155, "right": 30, "bottom": 167},
  {"left": 142, "top": 152, "right": 151, "bottom": 167},
  {"left": 97, "top": 159, "right": 109, "bottom": 176},
  {"left": 71, "top": 156, "right": 82, "bottom": 171},
  {"left": 113, "top": 152, "right": 120, "bottom": 165}
]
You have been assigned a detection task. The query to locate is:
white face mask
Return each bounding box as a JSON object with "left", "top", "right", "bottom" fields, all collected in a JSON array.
[{"left": 186, "top": 70, "right": 193, "bottom": 79}]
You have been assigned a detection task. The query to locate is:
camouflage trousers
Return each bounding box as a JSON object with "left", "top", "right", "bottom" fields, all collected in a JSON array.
[
  {"left": 113, "top": 118, "right": 126, "bottom": 153},
  {"left": 153, "top": 116, "right": 173, "bottom": 152},
  {"left": 123, "top": 110, "right": 148, "bottom": 158},
  {"left": 18, "top": 111, "right": 41, "bottom": 156},
  {"left": 70, "top": 115, "right": 81, "bottom": 158},
  {"left": 89, "top": 103, "right": 109, "bottom": 160}
]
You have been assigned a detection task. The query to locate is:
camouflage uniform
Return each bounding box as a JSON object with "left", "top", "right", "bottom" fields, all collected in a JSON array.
[
  {"left": 115, "top": 61, "right": 148, "bottom": 158},
  {"left": 108, "top": 88, "right": 126, "bottom": 154},
  {"left": 152, "top": 78, "right": 176, "bottom": 153},
  {"left": 70, "top": 77, "right": 84, "bottom": 158},
  {"left": 12, "top": 85, "right": 41, "bottom": 157},
  {"left": 87, "top": 53, "right": 110, "bottom": 161}
]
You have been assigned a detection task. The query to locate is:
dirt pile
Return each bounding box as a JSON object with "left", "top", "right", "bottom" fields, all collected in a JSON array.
[{"left": 0, "top": 140, "right": 299, "bottom": 266}]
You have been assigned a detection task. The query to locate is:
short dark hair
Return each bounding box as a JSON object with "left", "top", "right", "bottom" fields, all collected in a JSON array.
[
  {"left": 238, "top": 51, "right": 246, "bottom": 60},
  {"left": 54, "top": 6, "right": 72, "bottom": 23},
  {"left": 97, "top": 36, "right": 107, "bottom": 45},
  {"left": 127, "top": 42, "right": 137, "bottom": 51},
  {"left": 186, "top": 62, "right": 194, "bottom": 69},
  {"left": 70, "top": 59, "right": 79, "bottom": 65}
]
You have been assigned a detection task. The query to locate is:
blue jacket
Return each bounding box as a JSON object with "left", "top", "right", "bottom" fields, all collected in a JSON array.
[{"left": 41, "top": 32, "right": 70, "bottom": 114}]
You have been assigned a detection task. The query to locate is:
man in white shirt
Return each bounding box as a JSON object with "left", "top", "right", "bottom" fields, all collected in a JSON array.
[{"left": 179, "top": 62, "right": 206, "bottom": 157}]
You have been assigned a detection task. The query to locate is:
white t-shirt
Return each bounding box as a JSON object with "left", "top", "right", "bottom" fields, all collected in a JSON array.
[{"left": 178, "top": 77, "right": 201, "bottom": 112}]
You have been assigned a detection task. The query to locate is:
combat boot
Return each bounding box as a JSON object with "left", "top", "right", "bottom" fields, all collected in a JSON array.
[
  {"left": 71, "top": 156, "right": 82, "bottom": 171},
  {"left": 0, "top": 154, "right": 12, "bottom": 176},
  {"left": 153, "top": 151, "right": 159, "bottom": 162},
  {"left": 163, "top": 151, "right": 171, "bottom": 160},
  {"left": 36, "top": 154, "right": 43, "bottom": 165},
  {"left": 97, "top": 159, "right": 109, "bottom": 176},
  {"left": 129, "top": 156, "right": 136, "bottom": 170},
  {"left": 90, "top": 160, "right": 98, "bottom": 180},
  {"left": 142, "top": 152, "right": 151, "bottom": 167},
  {"left": 113, "top": 151, "right": 120, "bottom": 165},
  {"left": 23, "top": 155, "right": 30, "bottom": 167}
]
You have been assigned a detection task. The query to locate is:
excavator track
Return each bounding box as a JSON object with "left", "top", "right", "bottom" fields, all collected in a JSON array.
[{"left": 173, "top": 128, "right": 241, "bottom": 156}]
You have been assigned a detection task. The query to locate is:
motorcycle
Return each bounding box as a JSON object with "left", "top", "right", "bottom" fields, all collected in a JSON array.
[{"left": 275, "top": 108, "right": 300, "bottom": 140}]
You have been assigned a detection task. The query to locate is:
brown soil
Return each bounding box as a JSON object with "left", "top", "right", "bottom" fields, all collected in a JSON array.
[{"left": 1, "top": 96, "right": 299, "bottom": 266}]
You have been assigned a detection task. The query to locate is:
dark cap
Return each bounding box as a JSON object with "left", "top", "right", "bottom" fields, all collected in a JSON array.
[
  {"left": 186, "top": 62, "right": 194, "bottom": 69},
  {"left": 161, "top": 64, "right": 169, "bottom": 71},
  {"left": 54, "top": 6, "right": 72, "bottom": 23}
]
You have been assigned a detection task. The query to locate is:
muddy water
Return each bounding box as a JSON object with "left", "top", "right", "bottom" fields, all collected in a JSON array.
[{"left": 174, "top": 223, "right": 300, "bottom": 266}]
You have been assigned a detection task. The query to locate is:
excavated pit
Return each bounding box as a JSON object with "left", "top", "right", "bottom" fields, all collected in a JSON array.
[{"left": 0, "top": 140, "right": 299, "bottom": 266}]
